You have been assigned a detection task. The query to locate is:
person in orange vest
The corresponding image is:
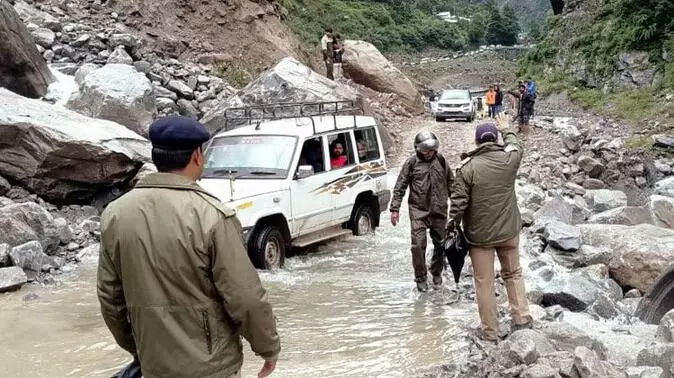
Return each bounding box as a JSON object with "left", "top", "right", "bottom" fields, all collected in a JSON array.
[{"left": 486, "top": 85, "right": 496, "bottom": 119}]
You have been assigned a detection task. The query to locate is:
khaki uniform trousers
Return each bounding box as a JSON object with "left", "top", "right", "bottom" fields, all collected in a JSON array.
[{"left": 469, "top": 235, "right": 531, "bottom": 340}]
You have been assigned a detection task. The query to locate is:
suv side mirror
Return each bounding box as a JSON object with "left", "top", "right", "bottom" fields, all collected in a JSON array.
[{"left": 295, "top": 165, "right": 314, "bottom": 179}]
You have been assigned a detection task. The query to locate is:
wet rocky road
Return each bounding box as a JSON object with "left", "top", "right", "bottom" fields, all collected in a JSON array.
[{"left": 0, "top": 116, "right": 485, "bottom": 378}]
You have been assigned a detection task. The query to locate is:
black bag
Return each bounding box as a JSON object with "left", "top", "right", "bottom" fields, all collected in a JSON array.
[
  {"left": 110, "top": 357, "right": 142, "bottom": 378},
  {"left": 443, "top": 225, "right": 469, "bottom": 284}
]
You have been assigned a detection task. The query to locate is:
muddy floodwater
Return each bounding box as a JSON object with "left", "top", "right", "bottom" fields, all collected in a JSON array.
[{"left": 0, "top": 173, "right": 481, "bottom": 378}]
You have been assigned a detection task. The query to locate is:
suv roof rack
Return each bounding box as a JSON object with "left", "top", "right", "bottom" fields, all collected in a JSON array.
[{"left": 222, "top": 100, "right": 365, "bottom": 134}]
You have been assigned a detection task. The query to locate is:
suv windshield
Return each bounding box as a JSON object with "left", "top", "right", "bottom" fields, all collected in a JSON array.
[
  {"left": 202, "top": 135, "right": 297, "bottom": 178},
  {"left": 440, "top": 90, "right": 469, "bottom": 100}
]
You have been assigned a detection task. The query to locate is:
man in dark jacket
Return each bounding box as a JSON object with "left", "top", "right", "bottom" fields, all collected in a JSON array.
[
  {"left": 98, "top": 116, "right": 281, "bottom": 378},
  {"left": 390, "top": 132, "right": 453, "bottom": 292},
  {"left": 447, "top": 121, "right": 532, "bottom": 342}
]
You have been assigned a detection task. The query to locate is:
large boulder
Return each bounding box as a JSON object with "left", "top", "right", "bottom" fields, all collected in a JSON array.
[
  {"left": 527, "top": 264, "right": 620, "bottom": 312},
  {"left": 0, "top": 202, "right": 60, "bottom": 252},
  {"left": 341, "top": 40, "right": 423, "bottom": 114},
  {"left": 542, "top": 220, "right": 582, "bottom": 251},
  {"left": 579, "top": 223, "right": 674, "bottom": 292},
  {"left": 0, "top": 266, "right": 28, "bottom": 293},
  {"left": 517, "top": 181, "right": 546, "bottom": 212},
  {"left": 8, "top": 240, "right": 56, "bottom": 272},
  {"left": 0, "top": 1, "right": 55, "bottom": 98},
  {"left": 66, "top": 64, "right": 157, "bottom": 136},
  {"left": 200, "top": 57, "right": 363, "bottom": 135},
  {"left": 587, "top": 206, "right": 653, "bottom": 226},
  {"left": 0, "top": 88, "right": 151, "bottom": 203},
  {"left": 583, "top": 189, "right": 628, "bottom": 213}
]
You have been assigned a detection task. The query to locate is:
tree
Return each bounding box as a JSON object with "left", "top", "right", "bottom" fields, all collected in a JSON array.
[
  {"left": 500, "top": 5, "right": 521, "bottom": 45},
  {"left": 528, "top": 22, "right": 542, "bottom": 41}
]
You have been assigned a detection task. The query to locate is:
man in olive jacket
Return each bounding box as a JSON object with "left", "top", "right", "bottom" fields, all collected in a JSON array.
[
  {"left": 97, "top": 116, "right": 281, "bottom": 378},
  {"left": 390, "top": 131, "right": 453, "bottom": 292},
  {"left": 448, "top": 121, "right": 532, "bottom": 342}
]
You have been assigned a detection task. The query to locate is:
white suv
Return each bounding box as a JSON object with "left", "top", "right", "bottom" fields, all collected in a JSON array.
[
  {"left": 432, "top": 89, "right": 477, "bottom": 122},
  {"left": 198, "top": 101, "right": 391, "bottom": 270}
]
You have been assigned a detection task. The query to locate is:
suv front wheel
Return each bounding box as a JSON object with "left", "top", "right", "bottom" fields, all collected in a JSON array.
[
  {"left": 249, "top": 225, "right": 286, "bottom": 270},
  {"left": 351, "top": 203, "right": 376, "bottom": 236}
]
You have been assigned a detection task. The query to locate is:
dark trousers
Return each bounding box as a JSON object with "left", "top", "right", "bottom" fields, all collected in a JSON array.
[
  {"left": 325, "top": 59, "right": 334, "bottom": 80},
  {"left": 410, "top": 215, "right": 446, "bottom": 282}
]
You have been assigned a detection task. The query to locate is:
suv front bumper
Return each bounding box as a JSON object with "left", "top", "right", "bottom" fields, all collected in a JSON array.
[{"left": 436, "top": 110, "right": 473, "bottom": 118}]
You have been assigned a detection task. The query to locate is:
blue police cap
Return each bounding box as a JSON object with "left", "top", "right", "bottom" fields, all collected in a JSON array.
[{"left": 148, "top": 116, "right": 211, "bottom": 151}]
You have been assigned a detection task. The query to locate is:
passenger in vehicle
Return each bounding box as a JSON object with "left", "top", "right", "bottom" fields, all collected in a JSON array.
[
  {"left": 330, "top": 140, "right": 348, "bottom": 168},
  {"left": 357, "top": 140, "right": 368, "bottom": 161}
]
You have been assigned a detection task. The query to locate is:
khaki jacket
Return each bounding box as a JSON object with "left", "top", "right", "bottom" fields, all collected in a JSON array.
[
  {"left": 449, "top": 128, "right": 523, "bottom": 246},
  {"left": 97, "top": 173, "right": 280, "bottom": 378},
  {"left": 390, "top": 152, "right": 453, "bottom": 220}
]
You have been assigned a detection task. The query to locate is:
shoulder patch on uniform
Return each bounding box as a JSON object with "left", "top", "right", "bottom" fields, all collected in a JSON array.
[
  {"left": 504, "top": 145, "right": 519, "bottom": 152},
  {"left": 195, "top": 192, "right": 237, "bottom": 218},
  {"left": 457, "top": 156, "right": 472, "bottom": 168}
]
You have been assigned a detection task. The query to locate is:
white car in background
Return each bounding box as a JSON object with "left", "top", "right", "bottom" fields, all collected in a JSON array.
[
  {"left": 432, "top": 89, "right": 477, "bottom": 122},
  {"left": 198, "top": 101, "right": 391, "bottom": 270}
]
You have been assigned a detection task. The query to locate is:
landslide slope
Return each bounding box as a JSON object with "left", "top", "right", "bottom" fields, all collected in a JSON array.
[{"left": 111, "top": 0, "right": 316, "bottom": 75}]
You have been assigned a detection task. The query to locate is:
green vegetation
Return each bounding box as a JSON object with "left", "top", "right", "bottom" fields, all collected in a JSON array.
[
  {"left": 517, "top": 0, "right": 674, "bottom": 128},
  {"left": 519, "top": 0, "right": 674, "bottom": 86},
  {"left": 497, "top": 0, "right": 551, "bottom": 35},
  {"left": 568, "top": 88, "right": 658, "bottom": 121},
  {"left": 213, "top": 61, "right": 253, "bottom": 89},
  {"left": 280, "top": 0, "right": 521, "bottom": 52}
]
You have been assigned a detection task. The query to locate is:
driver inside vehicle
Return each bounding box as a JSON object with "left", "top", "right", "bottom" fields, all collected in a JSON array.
[{"left": 298, "top": 138, "right": 324, "bottom": 174}]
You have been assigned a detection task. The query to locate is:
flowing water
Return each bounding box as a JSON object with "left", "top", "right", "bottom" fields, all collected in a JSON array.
[{"left": 0, "top": 172, "right": 481, "bottom": 378}]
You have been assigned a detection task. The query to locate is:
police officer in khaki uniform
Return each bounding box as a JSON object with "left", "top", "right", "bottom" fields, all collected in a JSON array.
[
  {"left": 97, "top": 116, "right": 281, "bottom": 378},
  {"left": 447, "top": 121, "right": 532, "bottom": 342}
]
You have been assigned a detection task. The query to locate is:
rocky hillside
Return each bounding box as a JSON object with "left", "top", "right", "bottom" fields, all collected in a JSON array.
[
  {"left": 110, "top": 0, "right": 316, "bottom": 75},
  {"left": 519, "top": 0, "right": 673, "bottom": 91},
  {"left": 9, "top": 0, "right": 316, "bottom": 80}
]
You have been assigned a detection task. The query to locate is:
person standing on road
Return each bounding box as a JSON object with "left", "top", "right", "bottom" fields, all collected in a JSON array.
[
  {"left": 390, "top": 132, "right": 453, "bottom": 292},
  {"left": 321, "top": 27, "right": 335, "bottom": 80},
  {"left": 509, "top": 84, "right": 533, "bottom": 133},
  {"left": 97, "top": 116, "right": 281, "bottom": 378},
  {"left": 485, "top": 86, "right": 496, "bottom": 119},
  {"left": 447, "top": 121, "right": 533, "bottom": 342},
  {"left": 494, "top": 84, "right": 504, "bottom": 121}
]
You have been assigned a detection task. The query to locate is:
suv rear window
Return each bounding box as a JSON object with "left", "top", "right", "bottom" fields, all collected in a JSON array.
[
  {"left": 354, "top": 127, "right": 380, "bottom": 163},
  {"left": 203, "top": 135, "right": 297, "bottom": 178}
]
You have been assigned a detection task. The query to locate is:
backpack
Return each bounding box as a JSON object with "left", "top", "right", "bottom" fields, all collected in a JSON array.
[
  {"left": 437, "top": 153, "right": 447, "bottom": 171},
  {"left": 527, "top": 81, "right": 536, "bottom": 96}
]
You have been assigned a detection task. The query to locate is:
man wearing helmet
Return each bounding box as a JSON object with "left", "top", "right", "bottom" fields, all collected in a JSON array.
[{"left": 389, "top": 131, "right": 453, "bottom": 292}]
